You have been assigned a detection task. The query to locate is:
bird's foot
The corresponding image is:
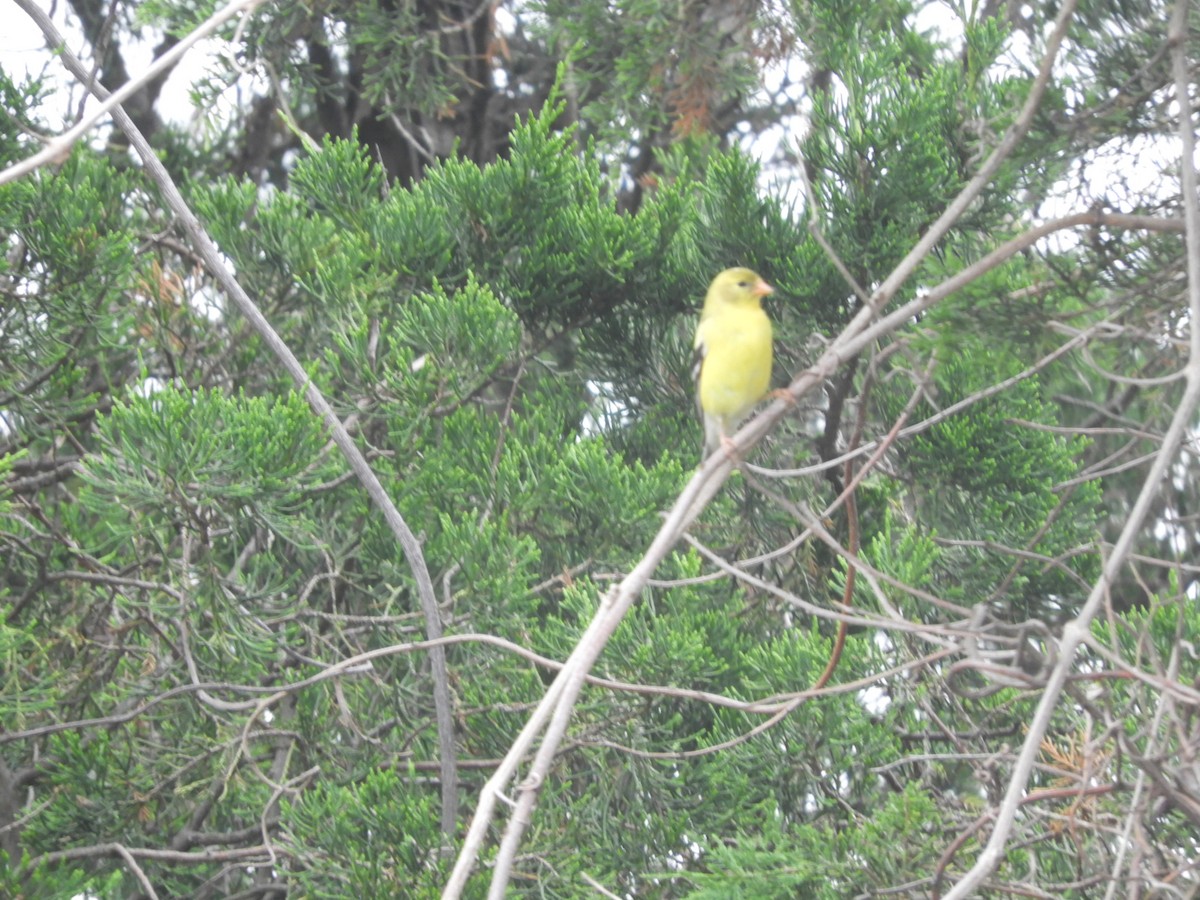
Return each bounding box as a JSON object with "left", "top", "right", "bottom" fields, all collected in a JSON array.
[{"left": 719, "top": 435, "right": 741, "bottom": 464}]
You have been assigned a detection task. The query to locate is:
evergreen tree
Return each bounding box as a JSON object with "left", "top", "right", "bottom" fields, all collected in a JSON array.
[{"left": 1, "top": 0, "right": 1197, "bottom": 897}]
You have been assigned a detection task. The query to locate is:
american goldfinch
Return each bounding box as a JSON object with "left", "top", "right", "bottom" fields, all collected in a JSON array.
[{"left": 692, "top": 267, "right": 775, "bottom": 459}]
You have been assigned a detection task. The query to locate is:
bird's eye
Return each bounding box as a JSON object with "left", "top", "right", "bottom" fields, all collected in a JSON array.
[{"left": 737, "top": 281, "right": 748, "bottom": 288}]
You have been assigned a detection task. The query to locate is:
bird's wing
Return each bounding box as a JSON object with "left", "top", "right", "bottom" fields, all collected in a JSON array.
[{"left": 691, "top": 317, "right": 710, "bottom": 419}]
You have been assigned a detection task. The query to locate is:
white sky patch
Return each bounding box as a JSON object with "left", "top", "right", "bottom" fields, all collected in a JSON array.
[
  {"left": 3, "top": 4, "right": 264, "bottom": 134},
  {"left": 191, "top": 282, "right": 228, "bottom": 323},
  {"left": 914, "top": 0, "right": 966, "bottom": 45},
  {"left": 1036, "top": 126, "right": 1180, "bottom": 259},
  {"left": 2, "top": 6, "right": 62, "bottom": 79},
  {"left": 742, "top": 49, "right": 809, "bottom": 210},
  {"left": 494, "top": 4, "right": 517, "bottom": 36}
]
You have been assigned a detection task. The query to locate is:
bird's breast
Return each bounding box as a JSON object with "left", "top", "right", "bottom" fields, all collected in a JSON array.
[{"left": 697, "top": 310, "right": 773, "bottom": 419}]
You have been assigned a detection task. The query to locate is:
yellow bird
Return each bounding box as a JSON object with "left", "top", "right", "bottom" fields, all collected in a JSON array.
[{"left": 692, "top": 267, "right": 775, "bottom": 459}]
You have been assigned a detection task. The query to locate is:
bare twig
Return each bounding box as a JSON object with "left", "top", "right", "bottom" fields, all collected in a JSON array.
[{"left": 113, "top": 843, "right": 160, "bottom": 900}]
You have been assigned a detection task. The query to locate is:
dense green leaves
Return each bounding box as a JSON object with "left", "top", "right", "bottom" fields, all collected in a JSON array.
[{"left": 1, "top": 0, "right": 1192, "bottom": 896}]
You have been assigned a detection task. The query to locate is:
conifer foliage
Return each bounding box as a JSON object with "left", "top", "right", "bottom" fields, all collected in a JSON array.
[{"left": 1, "top": 0, "right": 1197, "bottom": 896}]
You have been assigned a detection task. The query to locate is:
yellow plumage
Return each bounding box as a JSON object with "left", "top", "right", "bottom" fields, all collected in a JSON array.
[{"left": 692, "top": 267, "right": 775, "bottom": 458}]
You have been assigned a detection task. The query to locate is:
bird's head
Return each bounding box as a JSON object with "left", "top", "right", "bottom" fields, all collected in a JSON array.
[{"left": 707, "top": 267, "right": 774, "bottom": 310}]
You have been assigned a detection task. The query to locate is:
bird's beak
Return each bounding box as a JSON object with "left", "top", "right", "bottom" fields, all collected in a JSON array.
[{"left": 754, "top": 279, "right": 775, "bottom": 298}]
